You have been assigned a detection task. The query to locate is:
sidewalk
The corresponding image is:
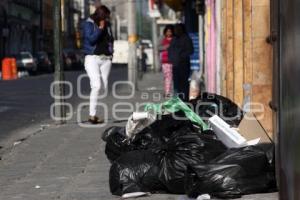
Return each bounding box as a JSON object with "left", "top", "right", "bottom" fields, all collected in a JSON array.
[{"left": 0, "top": 72, "right": 278, "bottom": 200}]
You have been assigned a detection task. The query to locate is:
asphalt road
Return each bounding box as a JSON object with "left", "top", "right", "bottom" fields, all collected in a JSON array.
[{"left": 0, "top": 66, "right": 127, "bottom": 143}]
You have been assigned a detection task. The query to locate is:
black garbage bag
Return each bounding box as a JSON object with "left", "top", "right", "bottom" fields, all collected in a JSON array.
[
  {"left": 109, "top": 150, "right": 166, "bottom": 196},
  {"left": 103, "top": 111, "right": 196, "bottom": 162},
  {"left": 235, "top": 144, "right": 278, "bottom": 195},
  {"left": 156, "top": 127, "right": 227, "bottom": 194},
  {"left": 103, "top": 126, "right": 128, "bottom": 162},
  {"left": 102, "top": 126, "right": 125, "bottom": 142},
  {"left": 210, "top": 145, "right": 269, "bottom": 176},
  {"left": 185, "top": 144, "right": 277, "bottom": 199},
  {"left": 237, "top": 172, "right": 277, "bottom": 195},
  {"left": 255, "top": 143, "right": 276, "bottom": 170},
  {"left": 185, "top": 164, "right": 244, "bottom": 199},
  {"left": 190, "top": 92, "right": 243, "bottom": 127},
  {"left": 141, "top": 110, "right": 197, "bottom": 139},
  {"left": 104, "top": 127, "right": 161, "bottom": 162},
  {"left": 198, "top": 131, "right": 228, "bottom": 161}
]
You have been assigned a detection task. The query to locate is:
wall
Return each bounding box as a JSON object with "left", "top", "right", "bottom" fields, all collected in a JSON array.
[
  {"left": 204, "top": 0, "right": 217, "bottom": 93},
  {"left": 278, "top": 0, "right": 300, "bottom": 198},
  {"left": 221, "top": 0, "right": 273, "bottom": 136}
]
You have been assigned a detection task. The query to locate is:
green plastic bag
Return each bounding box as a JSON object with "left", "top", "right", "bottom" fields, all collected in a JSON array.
[{"left": 144, "top": 97, "right": 209, "bottom": 130}]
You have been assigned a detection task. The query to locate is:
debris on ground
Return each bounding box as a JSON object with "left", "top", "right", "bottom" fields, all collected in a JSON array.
[
  {"left": 35, "top": 185, "right": 41, "bottom": 189},
  {"left": 121, "top": 192, "right": 151, "bottom": 199},
  {"left": 13, "top": 138, "right": 27, "bottom": 146}
]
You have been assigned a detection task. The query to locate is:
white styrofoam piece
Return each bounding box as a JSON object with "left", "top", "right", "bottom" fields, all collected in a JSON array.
[{"left": 209, "top": 115, "right": 247, "bottom": 148}]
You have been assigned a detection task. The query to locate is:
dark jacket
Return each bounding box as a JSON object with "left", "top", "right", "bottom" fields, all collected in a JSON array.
[
  {"left": 83, "top": 18, "right": 103, "bottom": 55},
  {"left": 94, "top": 23, "right": 114, "bottom": 56},
  {"left": 168, "top": 34, "right": 194, "bottom": 69}
]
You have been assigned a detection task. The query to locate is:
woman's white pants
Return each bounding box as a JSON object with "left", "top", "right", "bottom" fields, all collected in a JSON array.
[{"left": 84, "top": 55, "right": 112, "bottom": 116}]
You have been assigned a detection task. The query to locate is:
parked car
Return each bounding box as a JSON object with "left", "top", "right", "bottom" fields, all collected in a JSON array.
[
  {"left": 13, "top": 52, "right": 38, "bottom": 75},
  {"left": 70, "top": 49, "right": 84, "bottom": 70},
  {"left": 62, "top": 49, "right": 84, "bottom": 70},
  {"left": 35, "top": 51, "right": 53, "bottom": 73},
  {"left": 62, "top": 50, "right": 73, "bottom": 70}
]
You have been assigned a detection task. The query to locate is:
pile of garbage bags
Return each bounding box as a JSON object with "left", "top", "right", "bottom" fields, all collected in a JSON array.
[{"left": 102, "top": 94, "right": 277, "bottom": 199}]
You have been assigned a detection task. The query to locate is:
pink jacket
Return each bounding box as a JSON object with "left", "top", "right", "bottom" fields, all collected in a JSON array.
[{"left": 160, "top": 37, "right": 172, "bottom": 64}]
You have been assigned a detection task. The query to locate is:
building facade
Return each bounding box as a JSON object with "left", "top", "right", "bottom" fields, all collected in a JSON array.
[
  {"left": 6, "top": 0, "right": 42, "bottom": 55},
  {"left": 63, "top": 0, "right": 83, "bottom": 49},
  {"left": 42, "top": 0, "right": 53, "bottom": 53},
  {"left": 0, "top": 0, "right": 8, "bottom": 60},
  {"left": 0, "top": 0, "right": 88, "bottom": 58}
]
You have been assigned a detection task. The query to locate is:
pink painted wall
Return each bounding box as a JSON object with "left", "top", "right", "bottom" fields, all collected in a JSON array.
[{"left": 205, "top": 0, "right": 217, "bottom": 93}]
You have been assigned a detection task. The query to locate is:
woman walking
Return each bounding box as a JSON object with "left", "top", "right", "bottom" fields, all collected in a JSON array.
[
  {"left": 159, "top": 25, "right": 174, "bottom": 98},
  {"left": 83, "top": 5, "right": 114, "bottom": 124}
]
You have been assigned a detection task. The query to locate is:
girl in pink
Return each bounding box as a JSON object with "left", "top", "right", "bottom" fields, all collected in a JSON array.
[{"left": 159, "top": 25, "right": 174, "bottom": 97}]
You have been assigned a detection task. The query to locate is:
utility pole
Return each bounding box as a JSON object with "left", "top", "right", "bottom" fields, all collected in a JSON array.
[
  {"left": 140, "top": 0, "right": 144, "bottom": 38},
  {"left": 128, "top": 0, "right": 138, "bottom": 90},
  {"left": 152, "top": 18, "right": 160, "bottom": 72},
  {"left": 136, "top": 0, "right": 142, "bottom": 37},
  {"left": 53, "top": 0, "right": 66, "bottom": 124},
  {"left": 39, "top": 0, "right": 44, "bottom": 51},
  {"left": 84, "top": 0, "right": 90, "bottom": 18}
]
